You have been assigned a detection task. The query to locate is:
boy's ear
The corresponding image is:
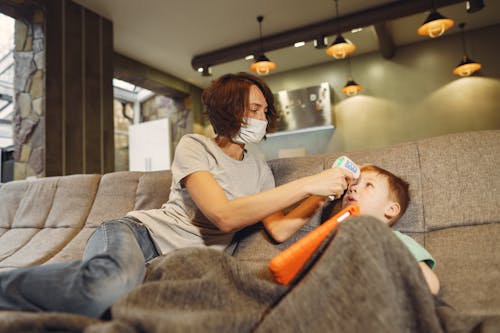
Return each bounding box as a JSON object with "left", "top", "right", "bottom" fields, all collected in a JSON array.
[{"left": 384, "top": 202, "right": 401, "bottom": 220}]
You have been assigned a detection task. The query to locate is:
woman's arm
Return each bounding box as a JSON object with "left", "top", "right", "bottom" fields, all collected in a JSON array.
[
  {"left": 419, "top": 262, "right": 440, "bottom": 295},
  {"left": 262, "top": 195, "right": 327, "bottom": 243},
  {"left": 183, "top": 168, "right": 351, "bottom": 233}
]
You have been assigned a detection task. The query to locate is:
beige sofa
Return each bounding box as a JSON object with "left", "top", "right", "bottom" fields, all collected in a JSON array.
[{"left": 1, "top": 129, "right": 499, "bottom": 321}]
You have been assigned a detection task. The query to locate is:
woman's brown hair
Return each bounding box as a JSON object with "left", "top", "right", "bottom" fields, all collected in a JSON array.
[{"left": 201, "top": 72, "right": 278, "bottom": 138}]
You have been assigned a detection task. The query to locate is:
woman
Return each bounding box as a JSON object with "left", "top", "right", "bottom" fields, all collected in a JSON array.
[{"left": 0, "top": 73, "right": 352, "bottom": 318}]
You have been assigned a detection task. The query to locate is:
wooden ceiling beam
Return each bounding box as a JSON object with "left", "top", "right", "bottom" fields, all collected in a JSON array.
[{"left": 191, "top": 0, "right": 464, "bottom": 70}]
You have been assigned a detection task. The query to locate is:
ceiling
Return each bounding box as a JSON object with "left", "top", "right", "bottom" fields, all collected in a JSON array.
[{"left": 72, "top": 0, "right": 500, "bottom": 89}]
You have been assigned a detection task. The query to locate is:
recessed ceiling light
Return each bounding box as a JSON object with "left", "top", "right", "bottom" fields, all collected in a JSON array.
[
  {"left": 351, "top": 27, "right": 363, "bottom": 33},
  {"left": 294, "top": 41, "right": 306, "bottom": 47},
  {"left": 245, "top": 54, "right": 254, "bottom": 60}
]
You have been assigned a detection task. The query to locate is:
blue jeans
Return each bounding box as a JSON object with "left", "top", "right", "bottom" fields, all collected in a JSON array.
[{"left": 0, "top": 217, "right": 159, "bottom": 318}]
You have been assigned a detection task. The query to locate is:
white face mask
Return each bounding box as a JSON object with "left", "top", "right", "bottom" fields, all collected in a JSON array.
[{"left": 232, "top": 117, "right": 268, "bottom": 144}]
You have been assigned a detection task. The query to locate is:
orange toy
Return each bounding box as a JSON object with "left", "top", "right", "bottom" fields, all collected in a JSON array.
[{"left": 268, "top": 204, "right": 360, "bottom": 285}]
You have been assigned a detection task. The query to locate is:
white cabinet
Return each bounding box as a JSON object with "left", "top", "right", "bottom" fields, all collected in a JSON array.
[{"left": 128, "top": 118, "right": 172, "bottom": 171}]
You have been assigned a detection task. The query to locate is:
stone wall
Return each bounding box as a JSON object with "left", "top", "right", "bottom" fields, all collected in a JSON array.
[
  {"left": 13, "top": 9, "right": 45, "bottom": 179},
  {"left": 113, "top": 100, "right": 132, "bottom": 171},
  {"left": 141, "top": 95, "right": 192, "bottom": 149}
]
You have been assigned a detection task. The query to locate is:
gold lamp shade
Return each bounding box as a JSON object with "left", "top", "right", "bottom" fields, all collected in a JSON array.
[
  {"left": 417, "top": 10, "right": 454, "bottom": 38},
  {"left": 326, "top": 34, "right": 356, "bottom": 59},
  {"left": 341, "top": 79, "right": 362, "bottom": 96},
  {"left": 453, "top": 55, "right": 482, "bottom": 76},
  {"left": 250, "top": 54, "right": 277, "bottom": 76}
]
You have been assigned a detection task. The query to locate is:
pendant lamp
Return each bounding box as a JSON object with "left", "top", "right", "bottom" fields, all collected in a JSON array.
[
  {"left": 417, "top": 1, "right": 454, "bottom": 38},
  {"left": 453, "top": 22, "right": 482, "bottom": 76},
  {"left": 341, "top": 57, "right": 362, "bottom": 97},
  {"left": 341, "top": 79, "right": 362, "bottom": 97},
  {"left": 250, "top": 16, "right": 276, "bottom": 76},
  {"left": 325, "top": 0, "right": 356, "bottom": 59}
]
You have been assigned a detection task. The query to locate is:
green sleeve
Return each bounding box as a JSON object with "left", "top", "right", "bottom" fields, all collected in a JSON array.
[{"left": 393, "top": 231, "right": 436, "bottom": 270}]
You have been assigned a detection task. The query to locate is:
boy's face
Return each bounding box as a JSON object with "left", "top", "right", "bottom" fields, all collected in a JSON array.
[{"left": 341, "top": 170, "right": 400, "bottom": 224}]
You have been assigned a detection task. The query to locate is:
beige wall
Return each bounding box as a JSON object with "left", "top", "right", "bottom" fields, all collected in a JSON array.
[{"left": 263, "top": 23, "right": 500, "bottom": 154}]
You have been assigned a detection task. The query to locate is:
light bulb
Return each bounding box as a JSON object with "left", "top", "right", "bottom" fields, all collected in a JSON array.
[
  {"left": 256, "top": 62, "right": 270, "bottom": 75},
  {"left": 341, "top": 81, "right": 362, "bottom": 97},
  {"left": 428, "top": 21, "right": 445, "bottom": 38},
  {"left": 344, "top": 86, "right": 359, "bottom": 96},
  {"left": 334, "top": 47, "right": 346, "bottom": 59},
  {"left": 454, "top": 63, "right": 481, "bottom": 77},
  {"left": 458, "top": 68, "right": 472, "bottom": 76}
]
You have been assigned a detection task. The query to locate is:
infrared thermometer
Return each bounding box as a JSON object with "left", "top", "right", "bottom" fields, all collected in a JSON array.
[{"left": 328, "top": 156, "right": 360, "bottom": 200}]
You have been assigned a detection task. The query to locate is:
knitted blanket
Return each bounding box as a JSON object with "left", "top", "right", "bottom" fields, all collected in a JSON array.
[{"left": 0, "top": 217, "right": 497, "bottom": 332}]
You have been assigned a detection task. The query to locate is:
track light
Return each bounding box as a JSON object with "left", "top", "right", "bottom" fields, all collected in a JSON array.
[
  {"left": 314, "top": 36, "right": 328, "bottom": 49},
  {"left": 198, "top": 66, "right": 212, "bottom": 77},
  {"left": 250, "top": 16, "right": 276, "bottom": 76},
  {"left": 453, "top": 22, "right": 481, "bottom": 77},
  {"left": 466, "top": 0, "right": 484, "bottom": 13},
  {"left": 326, "top": 0, "right": 356, "bottom": 59},
  {"left": 417, "top": 1, "right": 454, "bottom": 38}
]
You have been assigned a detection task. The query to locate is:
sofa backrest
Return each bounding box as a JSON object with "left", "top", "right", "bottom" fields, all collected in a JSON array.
[
  {"left": 1, "top": 129, "right": 499, "bottom": 274},
  {"left": 268, "top": 129, "right": 500, "bottom": 233},
  {"left": 232, "top": 130, "right": 500, "bottom": 271},
  {"left": 0, "top": 170, "right": 171, "bottom": 271}
]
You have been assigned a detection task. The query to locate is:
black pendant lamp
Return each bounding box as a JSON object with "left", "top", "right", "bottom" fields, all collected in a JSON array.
[
  {"left": 417, "top": 0, "right": 454, "bottom": 38},
  {"left": 325, "top": 0, "right": 355, "bottom": 59},
  {"left": 453, "top": 22, "right": 482, "bottom": 77},
  {"left": 250, "top": 16, "right": 276, "bottom": 76},
  {"left": 341, "top": 57, "right": 362, "bottom": 97},
  {"left": 342, "top": 79, "right": 362, "bottom": 97}
]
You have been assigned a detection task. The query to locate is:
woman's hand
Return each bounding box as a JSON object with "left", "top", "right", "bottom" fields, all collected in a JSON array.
[{"left": 303, "top": 167, "right": 354, "bottom": 198}]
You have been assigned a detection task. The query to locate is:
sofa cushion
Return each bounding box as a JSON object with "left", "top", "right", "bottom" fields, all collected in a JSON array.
[
  {"left": 418, "top": 130, "right": 500, "bottom": 231},
  {"left": 0, "top": 174, "right": 101, "bottom": 270},
  {"left": 85, "top": 171, "right": 143, "bottom": 227},
  {"left": 0, "top": 181, "right": 29, "bottom": 228},
  {"left": 44, "top": 227, "right": 97, "bottom": 264},
  {"left": 85, "top": 171, "right": 171, "bottom": 228},
  {"left": 268, "top": 155, "right": 325, "bottom": 186},
  {"left": 0, "top": 228, "right": 78, "bottom": 269},
  {"left": 426, "top": 223, "right": 500, "bottom": 316},
  {"left": 9, "top": 178, "right": 58, "bottom": 228},
  {"left": 133, "top": 171, "right": 172, "bottom": 211},
  {"left": 268, "top": 141, "right": 424, "bottom": 234}
]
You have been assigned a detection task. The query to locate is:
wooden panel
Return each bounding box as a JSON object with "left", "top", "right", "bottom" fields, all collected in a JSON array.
[
  {"left": 34, "top": 0, "right": 116, "bottom": 176},
  {"left": 44, "top": 0, "right": 63, "bottom": 177},
  {"left": 101, "top": 18, "right": 115, "bottom": 174},
  {"left": 83, "top": 9, "right": 101, "bottom": 174},
  {"left": 64, "top": 0, "right": 83, "bottom": 175}
]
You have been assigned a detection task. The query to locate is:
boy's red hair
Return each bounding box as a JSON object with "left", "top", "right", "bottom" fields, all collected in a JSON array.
[{"left": 360, "top": 165, "right": 410, "bottom": 226}]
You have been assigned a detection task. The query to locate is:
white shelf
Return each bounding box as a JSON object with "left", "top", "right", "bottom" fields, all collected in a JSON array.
[{"left": 266, "top": 125, "right": 334, "bottom": 138}]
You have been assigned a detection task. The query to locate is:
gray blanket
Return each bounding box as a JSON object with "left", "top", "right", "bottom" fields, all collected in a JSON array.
[{"left": 0, "top": 217, "right": 498, "bottom": 332}]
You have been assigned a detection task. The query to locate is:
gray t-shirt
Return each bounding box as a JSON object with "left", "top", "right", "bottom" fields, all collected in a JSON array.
[{"left": 128, "top": 134, "right": 275, "bottom": 255}]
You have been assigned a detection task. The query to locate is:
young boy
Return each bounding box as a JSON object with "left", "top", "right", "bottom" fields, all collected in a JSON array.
[{"left": 262, "top": 164, "right": 440, "bottom": 295}]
